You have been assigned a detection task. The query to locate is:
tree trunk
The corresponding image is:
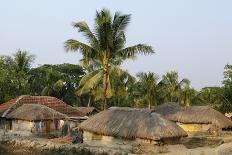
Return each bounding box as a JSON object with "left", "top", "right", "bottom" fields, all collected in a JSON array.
[
  {"left": 87, "top": 91, "right": 91, "bottom": 107},
  {"left": 102, "top": 51, "right": 109, "bottom": 110}
]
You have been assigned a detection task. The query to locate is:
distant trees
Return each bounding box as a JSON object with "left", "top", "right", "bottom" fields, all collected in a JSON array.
[
  {"left": 0, "top": 50, "right": 34, "bottom": 103},
  {"left": 1, "top": 49, "right": 231, "bottom": 113},
  {"left": 134, "top": 72, "right": 159, "bottom": 109},
  {"left": 28, "top": 64, "right": 85, "bottom": 105},
  {"left": 220, "top": 64, "right": 232, "bottom": 112}
]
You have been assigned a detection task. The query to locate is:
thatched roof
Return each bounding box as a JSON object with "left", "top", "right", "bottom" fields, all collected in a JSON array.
[
  {"left": 6, "top": 104, "right": 67, "bottom": 121},
  {"left": 75, "top": 107, "right": 99, "bottom": 116},
  {"left": 0, "top": 95, "right": 84, "bottom": 117},
  {"left": 80, "top": 107, "right": 187, "bottom": 141},
  {"left": 155, "top": 102, "right": 232, "bottom": 129}
]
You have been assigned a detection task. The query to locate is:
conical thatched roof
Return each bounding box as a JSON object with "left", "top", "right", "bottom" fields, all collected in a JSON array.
[
  {"left": 155, "top": 102, "right": 232, "bottom": 129},
  {"left": 6, "top": 104, "right": 67, "bottom": 121},
  {"left": 80, "top": 107, "right": 187, "bottom": 141}
]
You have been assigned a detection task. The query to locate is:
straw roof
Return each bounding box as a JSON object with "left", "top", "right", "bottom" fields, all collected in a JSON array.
[
  {"left": 6, "top": 104, "right": 67, "bottom": 121},
  {"left": 80, "top": 107, "right": 187, "bottom": 141},
  {"left": 0, "top": 95, "right": 84, "bottom": 117},
  {"left": 155, "top": 102, "right": 232, "bottom": 129},
  {"left": 75, "top": 107, "right": 99, "bottom": 116}
]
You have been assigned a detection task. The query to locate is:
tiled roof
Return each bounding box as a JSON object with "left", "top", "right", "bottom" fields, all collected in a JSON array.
[{"left": 0, "top": 96, "right": 84, "bottom": 117}]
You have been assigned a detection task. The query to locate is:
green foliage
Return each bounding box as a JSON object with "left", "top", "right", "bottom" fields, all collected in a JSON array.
[
  {"left": 28, "top": 64, "right": 85, "bottom": 105},
  {"left": 0, "top": 50, "right": 34, "bottom": 103},
  {"left": 134, "top": 72, "right": 159, "bottom": 108},
  {"left": 220, "top": 64, "right": 232, "bottom": 112},
  {"left": 157, "top": 71, "right": 191, "bottom": 105}
]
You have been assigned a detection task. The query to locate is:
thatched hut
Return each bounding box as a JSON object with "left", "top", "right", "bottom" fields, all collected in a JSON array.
[
  {"left": 6, "top": 104, "right": 67, "bottom": 135},
  {"left": 155, "top": 102, "right": 232, "bottom": 133},
  {"left": 80, "top": 107, "right": 187, "bottom": 147}
]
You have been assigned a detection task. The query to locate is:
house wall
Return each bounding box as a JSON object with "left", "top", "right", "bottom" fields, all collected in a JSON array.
[
  {"left": 0, "top": 118, "right": 11, "bottom": 130},
  {"left": 83, "top": 131, "right": 158, "bottom": 150},
  {"left": 177, "top": 122, "right": 211, "bottom": 132},
  {"left": 12, "top": 120, "right": 34, "bottom": 132},
  {"left": 11, "top": 120, "right": 64, "bottom": 136}
]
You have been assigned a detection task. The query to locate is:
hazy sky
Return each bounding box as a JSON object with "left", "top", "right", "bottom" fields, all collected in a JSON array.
[{"left": 0, "top": 0, "right": 232, "bottom": 89}]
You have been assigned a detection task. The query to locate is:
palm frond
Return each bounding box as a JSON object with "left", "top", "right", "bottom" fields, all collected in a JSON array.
[
  {"left": 118, "top": 44, "right": 154, "bottom": 58},
  {"left": 64, "top": 39, "right": 98, "bottom": 60},
  {"left": 77, "top": 70, "right": 103, "bottom": 95},
  {"left": 112, "top": 13, "right": 131, "bottom": 36},
  {"left": 72, "top": 21, "right": 99, "bottom": 50},
  {"left": 79, "top": 70, "right": 100, "bottom": 87}
]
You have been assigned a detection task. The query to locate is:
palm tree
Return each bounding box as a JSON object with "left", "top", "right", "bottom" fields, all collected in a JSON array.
[
  {"left": 65, "top": 9, "right": 154, "bottom": 109},
  {"left": 160, "top": 71, "right": 190, "bottom": 104},
  {"left": 13, "top": 50, "right": 35, "bottom": 93},
  {"left": 14, "top": 49, "right": 35, "bottom": 73},
  {"left": 135, "top": 72, "right": 159, "bottom": 109}
]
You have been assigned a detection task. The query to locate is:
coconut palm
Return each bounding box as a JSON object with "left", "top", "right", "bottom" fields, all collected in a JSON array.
[
  {"left": 135, "top": 72, "right": 159, "bottom": 109},
  {"left": 14, "top": 49, "right": 35, "bottom": 73},
  {"left": 65, "top": 9, "right": 154, "bottom": 109},
  {"left": 159, "top": 71, "right": 190, "bottom": 104}
]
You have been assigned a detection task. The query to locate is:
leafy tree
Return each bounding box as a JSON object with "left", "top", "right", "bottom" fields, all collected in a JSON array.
[
  {"left": 220, "top": 64, "right": 232, "bottom": 112},
  {"left": 65, "top": 8, "right": 154, "bottom": 109},
  {"left": 28, "top": 64, "right": 85, "bottom": 105},
  {"left": 0, "top": 50, "right": 34, "bottom": 103}
]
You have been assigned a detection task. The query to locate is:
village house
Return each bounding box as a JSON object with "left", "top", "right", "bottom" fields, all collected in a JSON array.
[
  {"left": 0, "top": 95, "right": 85, "bottom": 130},
  {"left": 6, "top": 104, "right": 67, "bottom": 135},
  {"left": 80, "top": 107, "right": 187, "bottom": 149},
  {"left": 155, "top": 102, "right": 232, "bottom": 134}
]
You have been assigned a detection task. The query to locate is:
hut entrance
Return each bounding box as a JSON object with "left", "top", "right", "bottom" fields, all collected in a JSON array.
[{"left": 44, "top": 120, "right": 51, "bottom": 134}]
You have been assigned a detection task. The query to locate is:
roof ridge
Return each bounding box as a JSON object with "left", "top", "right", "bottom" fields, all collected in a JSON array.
[{"left": 1, "top": 95, "right": 28, "bottom": 117}]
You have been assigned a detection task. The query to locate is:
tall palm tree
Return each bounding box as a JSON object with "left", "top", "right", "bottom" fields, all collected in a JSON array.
[
  {"left": 135, "top": 72, "right": 159, "bottom": 109},
  {"left": 65, "top": 9, "right": 154, "bottom": 109}
]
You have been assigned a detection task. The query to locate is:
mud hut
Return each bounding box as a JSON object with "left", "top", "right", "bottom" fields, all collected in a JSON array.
[
  {"left": 6, "top": 104, "right": 67, "bottom": 135},
  {"left": 155, "top": 102, "right": 232, "bottom": 133},
  {"left": 80, "top": 107, "right": 187, "bottom": 147}
]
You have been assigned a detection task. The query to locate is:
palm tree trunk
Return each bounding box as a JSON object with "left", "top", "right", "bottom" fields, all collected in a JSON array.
[
  {"left": 102, "top": 51, "right": 109, "bottom": 110},
  {"left": 103, "top": 71, "right": 108, "bottom": 110},
  {"left": 87, "top": 98, "right": 91, "bottom": 107}
]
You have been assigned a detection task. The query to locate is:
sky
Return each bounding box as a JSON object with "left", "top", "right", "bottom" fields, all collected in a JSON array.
[{"left": 0, "top": 0, "right": 232, "bottom": 89}]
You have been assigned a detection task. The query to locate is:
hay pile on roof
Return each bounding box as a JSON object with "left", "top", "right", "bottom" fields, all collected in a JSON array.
[
  {"left": 0, "top": 95, "right": 84, "bottom": 117},
  {"left": 75, "top": 107, "right": 99, "bottom": 116},
  {"left": 80, "top": 107, "right": 187, "bottom": 141},
  {"left": 6, "top": 104, "right": 67, "bottom": 121},
  {"left": 155, "top": 102, "right": 232, "bottom": 129}
]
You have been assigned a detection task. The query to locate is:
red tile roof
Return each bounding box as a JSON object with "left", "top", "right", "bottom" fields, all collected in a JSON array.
[{"left": 0, "top": 96, "right": 84, "bottom": 117}]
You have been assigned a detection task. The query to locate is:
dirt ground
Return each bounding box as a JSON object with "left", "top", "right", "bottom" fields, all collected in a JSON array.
[{"left": 1, "top": 130, "right": 232, "bottom": 155}]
